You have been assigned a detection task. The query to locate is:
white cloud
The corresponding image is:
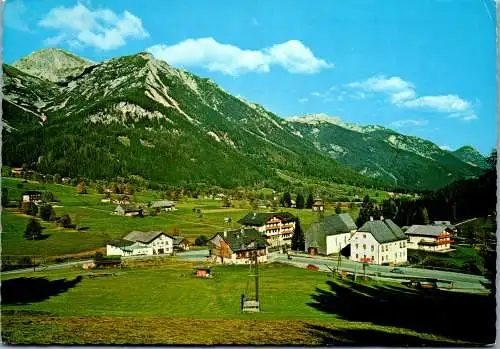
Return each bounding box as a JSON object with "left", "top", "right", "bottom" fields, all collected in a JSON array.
[
  {"left": 347, "top": 75, "right": 477, "bottom": 121},
  {"left": 400, "top": 95, "right": 471, "bottom": 112},
  {"left": 146, "top": 38, "right": 332, "bottom": 76},
  {"left": 5, "top": 0, "right": 31, "bottom": 32},
  {"left": 439, "top": 145, "right": 452, "bottom": 151},
  {"left": 390, "top": 119, "right": 429, "bottom": 128},
  {"left": 347, "top": 75, "right": 414, "bottom": 92},
  {"left": 298, "top": 98, "right": 309, "bottom": 103},
  {"left": 39, "top": 3, "right": 149, "bottom": 50}
]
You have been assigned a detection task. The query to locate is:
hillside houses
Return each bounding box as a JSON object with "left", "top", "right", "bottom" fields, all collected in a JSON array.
[
  {"left": 150, "top": 200, "right": 176, "bottom": 212},
  {"left": 114, "top": 205, "right": 144, "bottom": 217},
  {"left": 237, "top": 212, "right": 296, "bottom": 250},
  {"left": 107, "top": 231, "right": 174, "bottom": 256},
  {"left": 208, "top": 228, "right": 268, "bottom": 264},
  {"left": 305, "top": 213, "right": 357, "bottom": 255},
  {"left": 350, "top": 218, "right": 407, "bottom": 265},
  {"left": 21, "top": 190, "right": 42, "bottom": 203},
  {"left": 405, "top": 224, "right": 454, "bottom": 252},
  {"left": 173, "top": 236, "right": 190, "bottom": 251}
]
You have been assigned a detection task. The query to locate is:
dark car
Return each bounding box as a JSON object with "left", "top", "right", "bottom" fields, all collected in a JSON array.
[{"left": 390, "top": 267, "right": 404, "bottom": 274}]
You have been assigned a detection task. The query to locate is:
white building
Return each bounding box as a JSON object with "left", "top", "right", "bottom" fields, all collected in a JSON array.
[
  {"left": 405, "top": 225, "right": 454, "bottom": 252},
  {"left": 237, "top": 212, "right": 296, "bottom": 250},
  {"left": 350, "top": 218, "right": 407, "bottom": 265},
  {"left": 305, "top": 213, "right": 357, "bottom": 255},
  {"left": 106, "top": 231, "right": 174, "bottom": 256}
]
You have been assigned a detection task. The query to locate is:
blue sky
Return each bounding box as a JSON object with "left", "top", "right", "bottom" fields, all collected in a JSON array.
[{"left": 4, "top": 0, "right": 497, "bottom": 155}]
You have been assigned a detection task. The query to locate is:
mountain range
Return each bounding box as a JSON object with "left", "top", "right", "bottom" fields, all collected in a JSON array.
[{"left": 2, "top": 48, "right": 486, "bottom": 190}]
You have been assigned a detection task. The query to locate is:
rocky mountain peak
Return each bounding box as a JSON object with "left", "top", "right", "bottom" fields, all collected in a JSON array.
[{"left": 13, "top": 48, "right": 94, "bottom": 83}]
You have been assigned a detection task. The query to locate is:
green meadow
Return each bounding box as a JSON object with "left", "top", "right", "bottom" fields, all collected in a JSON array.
[
  {"left": 1, "top": 177, "right": 354, "bottom": 259},
  {"left": 2, "top": 262, "right": 493, "bottom": 345}
]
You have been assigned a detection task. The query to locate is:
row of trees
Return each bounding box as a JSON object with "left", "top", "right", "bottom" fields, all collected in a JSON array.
[{"left": 281, "top": 192, "right": 315, "bottom": 209}]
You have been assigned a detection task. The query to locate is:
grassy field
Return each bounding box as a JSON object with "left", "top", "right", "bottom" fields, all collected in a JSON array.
[
  {"left": 408, "top": 245, "right": 485, "bottom": 274},
  {"left": 1, "top": 177, "right": 357, "bottom": 259},
  {"left": 1, "top": 261, "right": 494, "bottom": 345}
]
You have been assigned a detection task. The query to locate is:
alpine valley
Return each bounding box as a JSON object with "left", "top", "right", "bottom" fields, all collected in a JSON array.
[{"left": 2, "top": 48, "right": 485, "bottom": 190}]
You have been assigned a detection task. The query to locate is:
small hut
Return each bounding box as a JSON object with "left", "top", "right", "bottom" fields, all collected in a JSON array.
[{"left": 193, "top": 266, "right": 212, "bottom": 278}]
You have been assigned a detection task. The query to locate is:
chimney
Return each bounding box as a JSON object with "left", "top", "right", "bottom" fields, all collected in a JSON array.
[
  {"left": 369, "top": 216, "right": 374, "bottom": 221},
  {"left": 380, "top": 216, "right": 384, "bottom": 220}
]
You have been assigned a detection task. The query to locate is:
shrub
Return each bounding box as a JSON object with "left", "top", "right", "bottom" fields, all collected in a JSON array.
[
  {"left": 195, "top": 235, "right": 208, "bottom": 246},
  {"left": 39, "top": 204, "right": 56, "bottom": 221},
  {"left": 21, "top": 201, "right": 38, "bottom": 216},
  {"left": 59, "top": 214, "right": 72, "bottom": 228},
  {"left": 41, "top": 191, "right": 55, "bottom": 203}
]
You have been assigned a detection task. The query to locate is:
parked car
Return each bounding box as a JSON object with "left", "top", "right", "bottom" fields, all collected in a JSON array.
[
  {"left": 307, "top": 264, "right": 320, "bottom": 271},
  {"left": 390, "top": 267, "right": 404, "bottom": 274}
]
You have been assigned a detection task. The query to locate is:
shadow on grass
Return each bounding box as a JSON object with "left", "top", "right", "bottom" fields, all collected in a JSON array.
[
  {"left": 307, "top": 280, "right": 496, "bottom": 345},
  {"left": 305, "top": 325, "right": 465, "bottom": 346},
  {"left": 1, "top": 276, "right": 82, "bottom": 305},
  {"left": 33, "top": 234, "right": 51, "bottom": 240}
]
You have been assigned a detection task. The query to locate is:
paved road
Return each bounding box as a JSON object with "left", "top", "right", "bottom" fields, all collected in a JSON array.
[
  {"left": 2, "top": 250, "right": 490, "bottom": 293},
  {"left": 273, "top": 255, "right": 488, "bottom": 292}
]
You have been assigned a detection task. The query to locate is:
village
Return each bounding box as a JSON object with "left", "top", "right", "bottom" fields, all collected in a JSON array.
[
  {"left": 1, "top": 170, "right": 495, "bottom": 345},
  {"left": 5, "top": 173, "right": 487, "bottom": 291}
]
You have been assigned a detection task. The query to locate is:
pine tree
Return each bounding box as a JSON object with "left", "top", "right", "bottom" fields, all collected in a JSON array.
[
  {"left": 291, "top": 219, "right": 305, "bottom": 251},
  {"left": 306, "top": 193, "right": 314, "bottom": 209},
  {"left": 24, "top": 219, "right": 42, "bottom": 240},
  {"left": 283, "top": 192, "right": 292, "bottom": 208},
  {"left": 296, "top": 193, "right": 305, "bottom": 209},
  {"left": 356, "top": 195, "right": 379, "bottom": 226}
]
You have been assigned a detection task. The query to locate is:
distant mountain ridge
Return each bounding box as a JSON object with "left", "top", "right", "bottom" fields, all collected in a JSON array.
[
  {"left": 2, "top": 48, "right": 485, "bottom": 190},
  {"left": 3, "top": 49, "right": 381, "bottom": 189},
  {"left": 286, "top": 114, "right": 483, "bottom": 189},
  {"left": 452, "top": 146, "right": 489, "bottom": 169}
]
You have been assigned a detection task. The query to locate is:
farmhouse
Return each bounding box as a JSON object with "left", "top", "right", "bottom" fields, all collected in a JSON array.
[
  {"left": 350, "top": 217, "right": 407, "bottom": 265},
  {"left": 405, "top": 225, "right": 454, "bottom": 252},
  {"left": 106, "top": 239, "right": 153, "bottom": 256},
  {"left": 11, "top": 168, "right": 24, "bottom": 178},
  {"left": 305, "top": 213, "right": 357, "bottom": 255},
  {"left": 237, "top": 212, "right": 296, "bottom": 250},
  {"left": 114, "top": 205, "right": 144, "bottom": 217},
  {"left": 21, "top": 190, "right": 42, "bottom": 203},
  {"left": 107, "top": 231, "right": 174, "bottom": 256},
  {"left": 208, "top": 228, "right": 268, "bottom": 264},
  {"left": 173, "top": 236, "right": 190, "bottom": 251},
  {"left": 150, "top": 200, "right": 176, "bottom": 212}
]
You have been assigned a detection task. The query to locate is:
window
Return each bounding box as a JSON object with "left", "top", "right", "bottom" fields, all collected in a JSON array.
[
  {"left": 355, "top": 253, "right": 358, "bottom": 259},
  {"left": 371, "top": 246, "right": 374, "bottom": 252},
  {"left": 356, "top": 243, "right": 359, "bottom": 249},
  {"left": 344, "top": 236, "right": 347, "bottom": 243},
  {"left": 363, "top": 244, "right": 366, "bottom": 250},
  {"left": 382, "top": 256, "right": 384, "bottom": 261},
  {"left": 363, "top": 234, "right": 366, "bottom": 239},
  {"left": 371, "top": 256, "right": 374, "bottom": 261}
]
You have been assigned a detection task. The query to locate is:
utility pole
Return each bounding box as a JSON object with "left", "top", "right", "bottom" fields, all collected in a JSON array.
[
  {"left": 255, "top": 252, "right": 259, "bottom": 302},
  {"left": 33, "top": 233, "right": 36, "bottom": 272}
]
